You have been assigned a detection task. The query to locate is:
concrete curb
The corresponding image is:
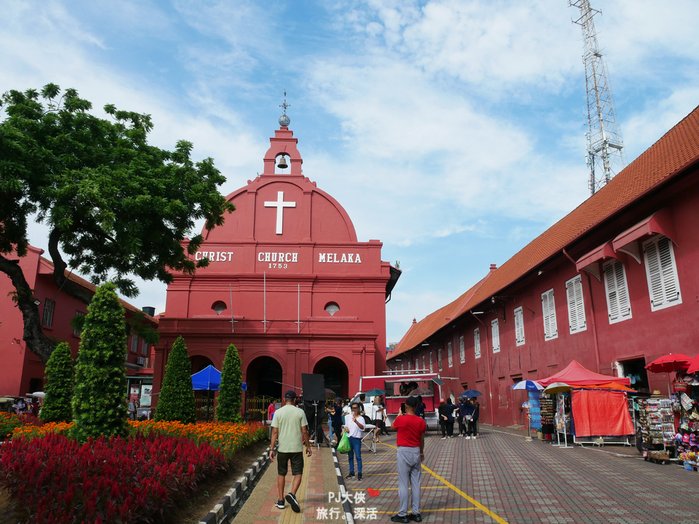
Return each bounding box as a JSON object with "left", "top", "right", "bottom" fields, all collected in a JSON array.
[
  {"left": 198, "top": 446, "right": 271, "bottom": 524},
  {"left": 331, "top": 447, "right": 355, "bottom": 524}
]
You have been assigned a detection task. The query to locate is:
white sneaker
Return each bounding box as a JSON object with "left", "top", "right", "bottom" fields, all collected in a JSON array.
[
  {"left": 441, "top": 436, "right": 447, "bottom": 440},
  {"left": 472, "top": 436, "right": 477, "bottom": 440},
  {"left": 465, "top": 436, "right": 471, "bottom": 440},
  {"left": 459, "top": 434, "right": 464, "bottom": 437}
]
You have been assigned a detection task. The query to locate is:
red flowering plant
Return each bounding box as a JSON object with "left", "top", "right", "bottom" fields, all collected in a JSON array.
[
  {"left": 0, "top": 413, "right": 23, "bottom": 440},
  {"left": 0, "top": 432, "right": 227, "bottom": 523}
]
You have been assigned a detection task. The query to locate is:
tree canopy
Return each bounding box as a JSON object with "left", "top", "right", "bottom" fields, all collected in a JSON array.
[{"left": 0, "top": 84, "right": 234, "bottom": 361}]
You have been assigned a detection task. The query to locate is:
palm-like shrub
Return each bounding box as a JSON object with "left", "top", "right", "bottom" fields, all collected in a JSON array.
[
  {"left": 40, "top": 342, "right": 74, "bottom": 422},
  {"left": 155, "top": 336, "right": 196, "bottom": 423},
  {"left": 217, "top": 343, "right": 243, "bottom": 422},
  {"left": 72, "top": 283, "right": 128, "bottom": 440}
]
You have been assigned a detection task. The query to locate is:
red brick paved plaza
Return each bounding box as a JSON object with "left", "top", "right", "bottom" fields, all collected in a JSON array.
[{"left": 232, "top": 426, "right": 699, "bottom": 523}]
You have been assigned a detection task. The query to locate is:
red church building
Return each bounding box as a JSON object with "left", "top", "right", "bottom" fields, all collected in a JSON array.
[
  {"left": 154, "top": 114, "right": 400, "bottom": 404},
  {"left": 389, "top": 105, "right": 699, "bottom": 427}
]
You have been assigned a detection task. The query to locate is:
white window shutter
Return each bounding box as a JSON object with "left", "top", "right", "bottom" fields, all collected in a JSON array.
[
  {"left": 644, "top": 236, "right": 682, "bottom": 311},
  {"left": 474, "top": 329, "right": 481, "bottom": 359},
  {"left": 491, "top": 319, "right": 500, "bottom": 353},
  {"left": 514, "top": 307, "right": 525, "bottom": 346}
]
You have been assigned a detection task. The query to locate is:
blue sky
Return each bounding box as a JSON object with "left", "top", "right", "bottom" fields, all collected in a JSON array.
[{"left": 3, "top": 0, "right": 699, "bottom": 344}]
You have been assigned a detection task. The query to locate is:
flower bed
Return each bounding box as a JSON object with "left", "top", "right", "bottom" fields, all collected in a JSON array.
[
  {"left": 130, "top": 420, "right": 267, "bottom": 459},
  {"left": 0, "top": 413, "right": 23, "bottom": 440},
  {"left": 0, "top": 432, "right": 227, "bottom": 523},
  {"left": 1, "top": 420, "right": 267, "bottom": 522}
]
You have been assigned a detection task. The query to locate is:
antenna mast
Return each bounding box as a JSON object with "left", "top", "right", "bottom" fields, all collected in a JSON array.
[{"left": 570, "top": 0, "right": 624, "bottom": 195}]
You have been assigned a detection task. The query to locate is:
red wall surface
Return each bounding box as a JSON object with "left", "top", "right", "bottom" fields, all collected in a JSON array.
[
  {"left": 0, "top": 246, "right": 155, "bottom": 396},
  {"left": 155, "top": 124, "right": 395, "bottom": 402},
  {"left": 389, "top": 166, "right": 699, "bottom": 427}
]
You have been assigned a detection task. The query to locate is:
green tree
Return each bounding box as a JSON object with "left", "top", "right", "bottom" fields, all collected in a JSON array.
[
  {"left": 72, "top": 283, "right": 128, "bottom": 440},
  {"left": 217, "top": 343, "right": 243, "bottom": 422},
  {"left": 0, "top": 84, "right": 234, "bottom": 362},
  {"left": 40, "top": 341, "right": 74, "bottom": 422},
  {"left": 155, "top": 336, "right": 196, "bottom": 423}
]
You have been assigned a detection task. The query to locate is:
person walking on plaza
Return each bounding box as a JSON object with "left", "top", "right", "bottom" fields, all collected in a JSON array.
[
  {"left": 329, "top": 398, "right": 344, "bottom": 446},
  {"left": 269, "top": 390, "right": 312, "bottom": 513},
  {"left": 439, "top": 398, "right": 455, "bottom": 438},
  {"left": 457, "top": 397, "right": 467, "bottom": 436},
  {"left": 464, "top": 398, "right": 479, "bottom": 439},
  {"left": 370, "top": 396, "right": 385, "bottom": 443},
  {"left": 343, "top": 401, "right": 366, "bottom": 480},
  {"left": 390, "top": 395, "right": 427, "bottom": 523}
]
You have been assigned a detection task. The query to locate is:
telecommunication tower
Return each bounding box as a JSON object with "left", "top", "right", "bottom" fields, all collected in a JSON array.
[{"left": 570, "top": 0, "right": 624, "bottom": 195}]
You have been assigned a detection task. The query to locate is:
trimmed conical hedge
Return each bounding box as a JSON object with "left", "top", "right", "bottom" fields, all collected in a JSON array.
[
  {"left": 40, "top": 341, "right": 74, "bottom": 422},
  {"left": 217, "top": 343, "right": 243, "bottom": 422},
  {"left": 155, "top": 336, "right": 196, "bottom": 423},
  {"left": 72, "top": 283, "right": 128, "bottom": 440}
]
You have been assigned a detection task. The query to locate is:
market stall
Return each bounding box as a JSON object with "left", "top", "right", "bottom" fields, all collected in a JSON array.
[{"left": 538, "top": 360, "right": 635, "bottom": 445}]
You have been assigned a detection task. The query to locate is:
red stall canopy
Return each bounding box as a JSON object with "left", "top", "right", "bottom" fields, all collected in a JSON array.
[
  {"left": 538, "top": 360, "right": 631, "bottom": 387},
  {"left": 572, "top": 390, "right": 635, "bottom": 437}
]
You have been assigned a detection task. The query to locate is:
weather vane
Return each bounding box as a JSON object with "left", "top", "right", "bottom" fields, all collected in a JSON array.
[{"left": 279, "top": 90, "right": 290, "bottom": 127}]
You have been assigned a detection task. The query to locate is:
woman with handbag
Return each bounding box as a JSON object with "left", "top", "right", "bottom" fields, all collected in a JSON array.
[{"left": 342, "top": 402, "right": 366, "bottom": 480}]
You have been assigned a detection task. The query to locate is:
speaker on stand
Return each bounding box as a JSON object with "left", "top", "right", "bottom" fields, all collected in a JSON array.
[{"left": 302, "top": 373, "right": 327, "bottom": 447}]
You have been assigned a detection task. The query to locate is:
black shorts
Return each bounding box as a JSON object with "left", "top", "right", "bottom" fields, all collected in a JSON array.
[{"left": 277, "top": 451, "right": 304, "bottom": 476}]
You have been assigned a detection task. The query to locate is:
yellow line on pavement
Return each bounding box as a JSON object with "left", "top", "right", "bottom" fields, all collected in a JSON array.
[
  {"left": 374, "top": 507, "right": 479, "bottom": 514},
  {"left": 378, "top": 443, "right": 509, "bottom": 524},
  {"left": 374, "top": 486, "right": 450, "bottom": 491}
]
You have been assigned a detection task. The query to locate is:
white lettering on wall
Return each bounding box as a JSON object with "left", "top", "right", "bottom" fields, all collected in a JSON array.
[
  {"left": 318, "top": 253, "right": 362, "bottom": 264},
  {"left": 194, "top": 251, "right": 234, "bottom": 262},
  {"left": 257, "top": 252, "right": 299, "bottom": 263}
]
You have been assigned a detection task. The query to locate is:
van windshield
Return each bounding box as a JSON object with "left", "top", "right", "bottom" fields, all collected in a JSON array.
[{"left": 384, "top": 379, "right": 434, "bottom": 398}]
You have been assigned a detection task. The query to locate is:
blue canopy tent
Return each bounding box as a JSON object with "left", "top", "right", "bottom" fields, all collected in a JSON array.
[
  {"left": 191, "top": 365, "right": 221, "bottom": 421},
  {"left": 191, "top": 365, "right": 221, "bottom": 391}
]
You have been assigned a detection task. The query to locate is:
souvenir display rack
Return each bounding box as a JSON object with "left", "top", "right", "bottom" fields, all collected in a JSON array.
[
  {"left": 539, "top": 395, "right": 555, "bottom": 439},
  {"left": 638, "top": 397, "right": 675, "bottom": 459}
]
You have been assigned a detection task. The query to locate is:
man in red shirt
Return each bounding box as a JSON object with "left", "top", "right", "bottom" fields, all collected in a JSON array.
[{"left": 390, "top": 395, "right": 427, "bottom": 523}]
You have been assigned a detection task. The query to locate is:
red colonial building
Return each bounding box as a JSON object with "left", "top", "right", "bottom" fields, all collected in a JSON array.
[
  {"left": 0, "top": 245, "right": 157, "bottom": 400},
  {"left": 389, "top": 105, "right": 699, "bottom": 427},
  {"left": 154, "top": 116, "right": 399, "bottom": 403}
]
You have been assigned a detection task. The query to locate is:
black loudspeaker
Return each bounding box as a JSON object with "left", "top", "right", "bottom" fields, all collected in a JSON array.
[{"left": 302, "top": 373, "right": 325, "bottom": 402}]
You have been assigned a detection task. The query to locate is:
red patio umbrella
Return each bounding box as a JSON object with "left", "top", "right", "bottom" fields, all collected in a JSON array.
[
  {"left": 645, "top": 353, "right": 692, "bottom": 373},
  {"left": 645, "top": 353, "right": 692, "bottom": 395},
  {"left": 686, "top": 354, "right": 699, "bottom": 375}
]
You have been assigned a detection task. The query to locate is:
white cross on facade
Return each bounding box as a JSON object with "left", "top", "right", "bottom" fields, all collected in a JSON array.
[{"left": 264, "top": 191, "right": 296, "bottom": 235}]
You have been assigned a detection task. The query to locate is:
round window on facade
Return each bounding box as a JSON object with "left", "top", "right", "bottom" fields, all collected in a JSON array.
[
  {"left": 324, "top": 302, "right": 340, "bottom": 316},
  {"left": 211, "top": 301, "right": 227, "bottom": 315}
]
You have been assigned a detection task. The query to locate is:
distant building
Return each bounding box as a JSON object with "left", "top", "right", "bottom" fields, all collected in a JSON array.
[
  {"left": 389, "top": 106, "right": 699, "bottom": 427},
  {"left": 0, "top": 245, "right": 157, "bottom": 402},
  {"left": 154, "top": 119, "right": 399, "bottom": 404}
]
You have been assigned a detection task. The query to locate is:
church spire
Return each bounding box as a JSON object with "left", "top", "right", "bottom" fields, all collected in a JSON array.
[{"left": 279, "top": 90, "right": 290, "bottom": 128}]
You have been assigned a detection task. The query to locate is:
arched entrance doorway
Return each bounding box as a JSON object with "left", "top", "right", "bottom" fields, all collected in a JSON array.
[
  {"left": 313, "top": 357, "right": 349, "bottom": 398},
  {"left": 190, "top": 355, "right": 214, "bottom": 373},
  {"left": 189, "top": 355, "right": 215, "bottom": 421},
  {"left": 246, "top": 356, "right": 282, "bottom": 399}
]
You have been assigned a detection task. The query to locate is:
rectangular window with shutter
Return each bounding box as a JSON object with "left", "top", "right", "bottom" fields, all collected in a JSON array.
[
  {"left": 643, "top": 235, "right": 682, "bottom": 311},
  {"left": 566, "top": 275, "right": 587, "bottom": 334},
  {"left": 429, "top": 351, "right": 434, "bottom": 372},
  {"left": 541, "top": 289, "right": 558, "bottom": 340},
  {"left": 603, "top": 260, "right": 632, "bottom": 323},
  {"left": 447, "top": 341, "right": 453, "bottom": 368},
  {"left": 459, "top": 335, "right": 465, "bottom": 364},
  {"left": 491, "top": 319, "right": 500, "bottom": 353},
  {"left": 514, "top": 307, "right": 525, "bottom": 346},
  {"left": 42, "top": 298, "right": 55, "bottom": 328},
  {"left": 474, "top": 328, "right": 481, "bottom": 359},
  {"left": 437, "top": 348, "right": 443, "bottom": 371}
]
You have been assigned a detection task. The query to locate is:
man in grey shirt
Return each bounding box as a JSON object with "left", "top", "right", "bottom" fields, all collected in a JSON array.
[{"left": 270, "top": 390, "right": 312, "bottom": 513}]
